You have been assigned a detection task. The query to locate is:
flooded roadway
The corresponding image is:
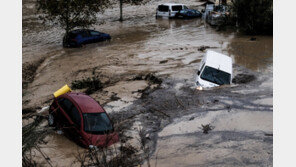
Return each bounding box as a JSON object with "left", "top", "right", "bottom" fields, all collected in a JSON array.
[{"left": 22, "top": 0, "right": 272, "bottom": 166}]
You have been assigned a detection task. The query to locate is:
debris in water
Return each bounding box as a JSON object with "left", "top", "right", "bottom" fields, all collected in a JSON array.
[
  {"left": 264, "top": 133, "right": 273, "bottom": 137},
  {"left": 110, "top": 93, "right": 121, "bottom": 101},
  {"left": 71, "top": 76, "right": 103, "bottom": 94},
  {"left": 198, "top": 45, "right": 211, "bottom": 52},
  {"left": 159, "top": 60, "right": 168, "bottom": 64},
  {"left": 56, "top": 130, "right": 63, "bottom": 135},
  {"left": 200, "top": 124, "right": 214, "bottom": 134},
  {"left": 132, "top": 73, "right": 162, "bottom": 85},
  {"left": 37, "top": 106, "right": 49, "bottom": 114},
  {"left": 232, "top": 74, "right": 255, "bottom": 84}
]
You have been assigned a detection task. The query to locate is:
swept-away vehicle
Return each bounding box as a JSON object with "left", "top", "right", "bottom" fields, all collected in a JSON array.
[
  {"left": 202, "top": 4, "right": 214, "bottom": 19},
  {"left": 48, "top": 92, "right": 119, "bottom": 148},
  {"left": 195, "top": 50, "right": 232, "bottom": 90},
  {"left": 175, "top": 9, "right": 202, "bottom": 19},
  {"left": 63, "top": 29, "right": 111, "bottom": 47},
  {"left": 204, "top": 5, "right": 230, "bottom": 26},
  {"left": 156, "top": 3, "right": 188, "bottom": 18}
]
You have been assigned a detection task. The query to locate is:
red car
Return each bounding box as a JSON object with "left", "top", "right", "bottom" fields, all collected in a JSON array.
[{"left": 48, "top": 92, "right": 119, "bottom": 148}]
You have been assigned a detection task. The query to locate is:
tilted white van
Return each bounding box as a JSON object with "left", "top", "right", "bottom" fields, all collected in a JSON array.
[
  {"left": 156, "top": 3, "right": 188, "bottom": 18},
  {"left": 195, "top": 50, "right": 233, "bottom": 90}
]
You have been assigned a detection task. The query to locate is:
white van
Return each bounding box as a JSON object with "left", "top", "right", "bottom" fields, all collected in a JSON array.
[
  {"left": 195, "top": 50, "right": 232, "bottom": 90},
  {"left": 156, "top": 3, "right": 188, "bottom": 18}
]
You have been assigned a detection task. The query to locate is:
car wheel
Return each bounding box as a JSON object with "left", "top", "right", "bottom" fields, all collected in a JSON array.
[{"left": 48, "top": 113, "right": 55, "bottom": 127}]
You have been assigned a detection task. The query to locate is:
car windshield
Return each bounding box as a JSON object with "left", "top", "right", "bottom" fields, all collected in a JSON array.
[
  {"left": 158, "top": 5, "right": 169, "bottom": 12},
  {"left": 172, "top": 5, "right": 182, "bottom": 11},
  {"left": 200, "top": 66, "right": 231, "bottom": 85},
  {"left": 180, "top": 10, "right": 186, "bottom": 14},
  {"left": 90, "top": 31, "right": 101, "bottom": 36},
  {"left": 83, "top": 113, "right": 113, "bottom": 134}
]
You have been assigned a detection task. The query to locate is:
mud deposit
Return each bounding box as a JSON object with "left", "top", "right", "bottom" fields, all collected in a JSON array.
[{"left": 23, "top": 0, "right": 273, "bottom": 166}]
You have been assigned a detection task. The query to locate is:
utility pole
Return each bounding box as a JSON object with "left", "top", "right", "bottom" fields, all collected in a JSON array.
[{"left": 120, "top": 0, "right": 123, "bottom": 21}]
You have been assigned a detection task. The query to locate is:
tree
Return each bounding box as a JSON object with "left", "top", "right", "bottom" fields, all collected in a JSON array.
[
  {"left": 231, "top": 0, "right": 273, "bottom": 35},
  {"left": 36, "top": 0, "right": 111, "bottom": 34},
  {"left": 119, "top": 0, "right": 150, "bottom": 21}
]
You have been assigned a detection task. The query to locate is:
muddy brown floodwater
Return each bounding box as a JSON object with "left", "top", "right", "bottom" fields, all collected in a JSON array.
[{"left": 23, "top": 0, "right": 272, "bottom": 166}]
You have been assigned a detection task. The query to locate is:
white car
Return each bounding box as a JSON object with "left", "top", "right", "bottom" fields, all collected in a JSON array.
[
  {"left": 195, "top": 50, "right": 232, "bottom": 89},
  {"left": 156, "top": 3, "right": 188, "bottom": 18}
]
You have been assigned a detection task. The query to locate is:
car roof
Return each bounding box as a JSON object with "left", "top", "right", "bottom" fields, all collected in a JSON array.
[
  {"left": 181, "top": 9, "right": 197, "bottom": 12},
  {"left": 160, "top": 3, "right": 185, "bottom": 6},
  {"left": 203, "top": 50, "right": 232, "bottom": 74},
  {"left": 70, "top": 29, "right": 99, "bottom": 34},
  {"left": 64, "top": 93, "right": 105, "bottom": 113}
]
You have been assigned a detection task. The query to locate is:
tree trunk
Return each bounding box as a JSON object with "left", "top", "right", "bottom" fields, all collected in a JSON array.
[
  {"left": 66, "top": 0, "right": 70, "bottom": 34},
  {"left": 119, "top": 0, "right": 123, "bottom": 21}
]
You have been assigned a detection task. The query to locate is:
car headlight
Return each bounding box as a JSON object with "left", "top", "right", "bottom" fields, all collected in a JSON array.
[
  {"left": 196, "top": 81, "right": 203, "bottom": 90},
  {"left": 196, "top": 86, "right": 203, "bottom": 90}
]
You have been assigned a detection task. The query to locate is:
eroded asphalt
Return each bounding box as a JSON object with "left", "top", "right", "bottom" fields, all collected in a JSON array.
[{"left": 22, "top": 0, "right": 273, "bottom": 166}]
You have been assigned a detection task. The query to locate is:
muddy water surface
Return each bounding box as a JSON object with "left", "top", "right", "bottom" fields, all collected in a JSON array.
[{"left": 23, "top": 0, "right": 272, "bottom": 166}]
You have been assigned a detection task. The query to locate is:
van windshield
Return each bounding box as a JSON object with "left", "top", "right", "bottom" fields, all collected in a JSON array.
[
  {"left": 158, "top": 5, "right": 169, "bottom": 12},
  {"left": 200, "top": 66, "right": 231, "bottom": 85},
  {"left": 83, "top": 113, "right": 113, "bottom": 134},
  {"left": 172, "top": 5, "right": 183, "bottom": 11}
]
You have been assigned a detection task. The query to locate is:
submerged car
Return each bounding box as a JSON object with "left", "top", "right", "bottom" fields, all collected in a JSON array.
[
  {"left": 48, "top": 92, "right": 119, "bottom": 148},
  {"left": 195, "top": 50, "right": 232, "bottom": 89},
  {"left": 175, "top": 9, "right": 202, "bottom": 19},
  {"left": 63, "top": 29, "right": 111, "bottom": 47},
  {"left": 156, "top": 3, "right": 188, "bottom": 18}
]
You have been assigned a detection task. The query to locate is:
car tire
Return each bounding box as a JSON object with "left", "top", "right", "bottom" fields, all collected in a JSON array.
[{"left": 48, "top": 113, "right": 55, "bottom": 127}]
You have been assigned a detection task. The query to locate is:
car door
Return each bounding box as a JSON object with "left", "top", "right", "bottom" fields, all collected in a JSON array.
[
  {"left": 89, "top": 30, "right": 102, "bottom": 42},
  {"left": 80, "top": 30, "right": 92, "bottom": 44},
  {"left": 58, "top": 98, "right": 82, "bottom": 143}
]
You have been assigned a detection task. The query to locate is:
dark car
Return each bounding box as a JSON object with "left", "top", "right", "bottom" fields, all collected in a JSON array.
[
  {"left": 48, "top": 92, "right": 119, "bottom": 148},
  {"left": 63, "top": 29, "right": 111, "bottom": 47},
  {"left": 175, "top": 9, "right": 202, "bottom": 19}
]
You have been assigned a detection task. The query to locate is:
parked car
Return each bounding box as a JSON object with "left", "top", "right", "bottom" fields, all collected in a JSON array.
[
  {"left": 195, "top": 50, "right": 232, "bottom": 90},
  {"left": 175, "top": 9, "right": 202, "bottom": 19},
  {"left": 48, "top": 92, "right": 119, "bottom": 148},
  {"left": 156, "top": 3, "right": 188, "bottom": 18},
  {"left": 63, "top": 29, "right": 111, "bottom": 47}
]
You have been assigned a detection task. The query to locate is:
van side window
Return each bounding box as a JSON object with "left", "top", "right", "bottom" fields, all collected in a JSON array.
[
  {"left": 158, "top": 5, "right": 169, "bottom": 12},
  {"left": 172, "top": 5, "right": 183, "bottom": 11}
]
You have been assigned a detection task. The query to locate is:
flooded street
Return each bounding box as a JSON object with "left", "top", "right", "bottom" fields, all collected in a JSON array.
[{"left": 22, "top": 0, "right": 272, "bottom": 166}]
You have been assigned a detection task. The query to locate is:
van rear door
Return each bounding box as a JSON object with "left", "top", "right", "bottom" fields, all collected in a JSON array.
[{"left": 157, "top": 5, "right": 169, "bottom": 17}]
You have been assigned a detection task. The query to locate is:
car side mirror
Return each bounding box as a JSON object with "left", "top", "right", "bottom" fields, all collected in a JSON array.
[{"left": 197, "top": 70, "right": 201, "bottom": 75}]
